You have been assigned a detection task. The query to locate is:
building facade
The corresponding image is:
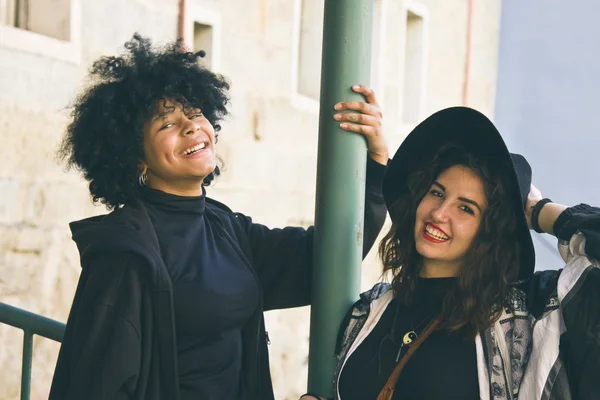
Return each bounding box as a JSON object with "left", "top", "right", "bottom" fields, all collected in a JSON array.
[{"left": 0, "top": 0, "right": 501, "bottom": 398}]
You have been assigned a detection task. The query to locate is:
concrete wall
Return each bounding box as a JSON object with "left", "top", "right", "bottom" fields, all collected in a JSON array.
[
  {"left": 495, "top": 0, "right": 600, "bottom": 269},
  {"left": 0, "top": 0, "right": 501, "bottom": 398}
]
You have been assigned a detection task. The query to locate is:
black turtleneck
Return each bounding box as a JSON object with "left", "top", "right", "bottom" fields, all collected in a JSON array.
[
  {"left": 140, "top": 187, "right": 260, "bottom": 400},
  {"left": 339, "top": 277, "right": 479, "bottom": 400}
]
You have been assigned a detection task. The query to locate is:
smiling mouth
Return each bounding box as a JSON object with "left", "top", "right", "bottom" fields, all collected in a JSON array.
[
  {"left": 181, "top": 141, "right": 208, "bottom": 156},
  {"left": 422, "top": 223, "right": 450, "bottom": 243}
]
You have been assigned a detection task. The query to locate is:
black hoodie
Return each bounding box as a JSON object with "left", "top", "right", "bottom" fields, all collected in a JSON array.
[{"left": 49, "top": 158, "right": 387, "bottom": 400}]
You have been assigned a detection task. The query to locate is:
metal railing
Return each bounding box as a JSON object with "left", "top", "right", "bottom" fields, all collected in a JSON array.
[{"left": 0, "top": 302, "right": 65, "bottom": 400}]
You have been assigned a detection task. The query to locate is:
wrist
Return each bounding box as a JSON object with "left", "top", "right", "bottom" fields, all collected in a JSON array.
[
  {"left": 368, "top": 150, "right": 389, "bottom": 166},
  {"left": 535, "top": 201, "right": 569, "bottom": 235},
  {"left": 531, "top": 198, "right": 553, "bottom": 233}
]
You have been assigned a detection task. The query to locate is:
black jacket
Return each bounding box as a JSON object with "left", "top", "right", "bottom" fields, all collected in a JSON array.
[{"left": 49, "top": 159, "right": 387, "bottom": 400}]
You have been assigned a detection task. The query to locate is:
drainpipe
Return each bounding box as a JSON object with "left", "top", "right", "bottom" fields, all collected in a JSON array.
[
  {"left": 307, "top": 0, "right": 374, "bottom": 396},
  {"left": 463, "top": 0, "right": 475, "bottom": 105},
  {"left": 178, "top": 0, "right": 188, "bottom": 47}
]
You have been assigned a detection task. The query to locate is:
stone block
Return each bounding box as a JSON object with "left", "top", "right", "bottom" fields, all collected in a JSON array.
[{"left": 0, "top": 179, "right": 22, "bottom": 224}]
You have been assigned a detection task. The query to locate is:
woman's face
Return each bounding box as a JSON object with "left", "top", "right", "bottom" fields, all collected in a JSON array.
[
  {"left": 141, "top": 99, "right": 216, "bottom": 196},
  {"left": 414, "top": 164, "right": 487, "bottom": 277}
]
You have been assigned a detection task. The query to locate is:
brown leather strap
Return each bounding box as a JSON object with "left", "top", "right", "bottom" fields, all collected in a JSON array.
[{"left": 376, "top": 317, "right": 441, "bottom": 400}]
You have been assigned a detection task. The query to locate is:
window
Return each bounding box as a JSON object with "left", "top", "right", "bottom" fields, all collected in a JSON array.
[
  {"left": 0, "top": 0, "right": 80, "bottom": 64},
  {"left": 184, "top": 5, "right": 221, "bottom": 72},
  {"left": 402, "top": 2, "right": 428, "bottom": 123},
  {"left": 2, "top": 0, "right": 71, "bottom": 41},
  {"left": 291, "top": 0, "right": 383, "bottom": 112},
  {"left": 370, "top": 0, "right": 384, "bottom": 103},
  {"left": 296, "top": 0, "right": 323, "bottom": 102},
  {"left": 193, "top": 22, "right": 214, "bottom": 70}
]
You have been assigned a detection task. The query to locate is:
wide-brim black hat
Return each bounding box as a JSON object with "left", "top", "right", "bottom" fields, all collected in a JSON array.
[{"left": 382, "top": 106, "right": 535, "bottom": 280}]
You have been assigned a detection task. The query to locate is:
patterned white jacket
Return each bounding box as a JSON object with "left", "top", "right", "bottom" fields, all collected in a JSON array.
[{"left": 333, "top": 205, "right": 600, "bottom": 400}]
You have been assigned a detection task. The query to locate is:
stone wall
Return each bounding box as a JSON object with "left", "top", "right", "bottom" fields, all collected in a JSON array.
[{"left": 0, "top": 0, "right": 501, "bottom": 398}]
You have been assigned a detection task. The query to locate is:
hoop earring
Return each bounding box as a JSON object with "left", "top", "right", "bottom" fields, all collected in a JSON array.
[{"left": 139, "top": 172, "right": 148, "bottom": 187}]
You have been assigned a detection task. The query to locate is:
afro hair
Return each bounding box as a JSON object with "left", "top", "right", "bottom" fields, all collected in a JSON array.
[{"left": 59, "top": 33, "right": 231, "bottom": 210}]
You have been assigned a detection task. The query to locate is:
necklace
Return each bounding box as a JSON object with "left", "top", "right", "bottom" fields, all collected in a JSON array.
[
  {"left": 389, "top": 302, "right": 435, "bottom": 362},
  {"left": 375, "top": 300, "right": 440, "bottom": 375}
]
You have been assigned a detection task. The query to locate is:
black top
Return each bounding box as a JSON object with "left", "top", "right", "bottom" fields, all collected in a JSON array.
[
  {"left": 141, "top": 188, "right": 260, "bottom": 400},
  {"left": 339, "top": 277, "right": 479, "bottom": 400}
]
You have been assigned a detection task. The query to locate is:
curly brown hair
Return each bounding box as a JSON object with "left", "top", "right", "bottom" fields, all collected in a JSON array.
[
  {"left": 59, "top": 34, "right": 230, "bottom": 210},
  {"left": 379, "top": 144, "right": 521, "bottom": 336}
]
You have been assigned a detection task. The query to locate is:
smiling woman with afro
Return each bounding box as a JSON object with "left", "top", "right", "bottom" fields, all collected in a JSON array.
[
  {"left": 50, "top": 33, "right": 389, "bottom": 400},
  {"left": 59, "top": 33, "right": 230, "bottom": 209}
]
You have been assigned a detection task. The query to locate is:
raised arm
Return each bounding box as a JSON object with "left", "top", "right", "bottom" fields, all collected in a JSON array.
[
  {"left": 526, "top": 184, "right": 600, "bottom": 260},
  {"left": 527, "top": 186, "right": 600, "bottom": 399},
  {"left": 243, "top": 85, "right": 388, "bottom": 311},
  {"left": 241, "top": 156, "right": 386, "bottom": 311}
]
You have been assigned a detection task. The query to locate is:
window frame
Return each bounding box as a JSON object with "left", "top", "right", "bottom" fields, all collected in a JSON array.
[
  {"left": 184, "top": 5, "right": 221, "bottom": 72},
  {"left": 290, "top": 0, "right": 385, "bottom": 114},
  {"left": 400, "top": 1, "right": 429, "bottom": 124},
  {"left": 0, "top": 0, "right": 81, "bottom": 65}
]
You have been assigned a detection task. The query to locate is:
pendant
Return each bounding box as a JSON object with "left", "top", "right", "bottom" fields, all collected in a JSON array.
[
  {"left": 395, "top": 331, "right": 418, "bottom": 362},
  {"left": 403, "top": 330, "right": 418, "bottom": 345}
]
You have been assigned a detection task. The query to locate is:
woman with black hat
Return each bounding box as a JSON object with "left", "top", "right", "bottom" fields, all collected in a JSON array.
[
  {"left": 49, "top": 34, "right": 389, "bottom": 400},
  {"left": 301, "top": 107, "right": 600, "bottom": 400}
]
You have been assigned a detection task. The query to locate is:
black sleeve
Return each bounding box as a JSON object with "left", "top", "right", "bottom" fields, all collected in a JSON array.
[
  {"left": 553, "top": 203, "right": 600, "bottom": 260},
  {"left": 241, "top": 157, "right": 387, "bottom": 311},
  {"left": 560, "top": 267, "right": 600, "bottom": 400},
  {"left": 552, "top": 204, "right": 600, "bottom": 398},
  {"left": 50, "top": 254, "right": 146, "bottom": 400}
]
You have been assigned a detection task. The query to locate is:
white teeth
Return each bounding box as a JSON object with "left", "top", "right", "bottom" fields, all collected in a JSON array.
[
  {"left": 183, "top": 142, "right": 206, "bottom": 155},
  {"left": 425, "top": 224, "right": 449, "bottom": 240}
]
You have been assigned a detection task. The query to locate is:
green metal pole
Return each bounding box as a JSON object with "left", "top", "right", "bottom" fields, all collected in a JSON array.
[
  {"left": 308, "top": 0, "right": 374, "bottom": 396},
  {"left": 21, "top": 330, "right": 33, "bottom": 400}
]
